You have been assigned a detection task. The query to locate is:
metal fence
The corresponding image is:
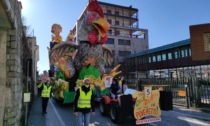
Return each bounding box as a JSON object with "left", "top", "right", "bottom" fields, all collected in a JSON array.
[{"left": 139, "top": 77, "right": 210, "bottom": 109}]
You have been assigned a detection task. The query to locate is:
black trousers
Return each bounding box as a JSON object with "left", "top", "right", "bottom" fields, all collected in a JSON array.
[{"left": 42, "top": 97, "right": 49, "bottom": 112}]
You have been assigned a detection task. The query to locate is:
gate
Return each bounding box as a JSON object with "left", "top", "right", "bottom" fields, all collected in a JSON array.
[
  {"left": 139, "top": 77, "right": 210, "bottom": 108},
  {"left": 189, "top": 78, "right": 210, "bottom": 108}
]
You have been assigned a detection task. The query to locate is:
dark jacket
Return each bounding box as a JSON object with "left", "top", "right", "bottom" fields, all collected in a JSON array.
[
  {"left": 110, "top": 83, "right": 120, "bottom": 94},
  {"left": 73, "top": 85, "right": 95, "bottom": 113}
]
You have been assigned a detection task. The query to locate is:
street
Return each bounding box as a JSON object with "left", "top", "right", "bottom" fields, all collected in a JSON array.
[{"left": 46, "top": 98, "right": 210, "bottom": 126}]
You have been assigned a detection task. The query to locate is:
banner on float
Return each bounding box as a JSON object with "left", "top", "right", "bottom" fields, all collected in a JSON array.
[
  {"left": 133, "top": 89, "right": 161, "bottom": 120},
  {"left": 136, "top": 117, "right": 161, "bottom": 125}
]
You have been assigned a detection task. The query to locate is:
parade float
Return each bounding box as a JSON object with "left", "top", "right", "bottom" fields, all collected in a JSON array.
[
  {"left": 48, "top": 0, "right": 120, "bottom": 104},
  {"left": 48, "top": 0, "right": 164, "bottom": 124}
]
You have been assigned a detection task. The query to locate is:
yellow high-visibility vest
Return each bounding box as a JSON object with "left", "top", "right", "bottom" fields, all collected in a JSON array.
[
  {"left": 77, "top": 88, "right": 92, "bottom": 108},
  {"left": 38, "top": 82, "right": 43, "bottom": 88},
  {"left": 119, "top": 80, "right": 122, "bottom": 89},
  {"left": 41, "top": 84, "right": 52, "bottom": 98}
]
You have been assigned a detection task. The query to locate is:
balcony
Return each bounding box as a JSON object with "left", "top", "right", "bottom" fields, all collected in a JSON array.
[
  {"left": 109, "top": 23, "right": 138, "bottom": 29},
  {"left": 104, "top": 10, "right": 138, "bottom": 20}
]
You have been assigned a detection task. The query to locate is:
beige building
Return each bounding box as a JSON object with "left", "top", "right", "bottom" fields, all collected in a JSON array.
[{"left": 72, "top": 1, "right": 148, "bottom": 75}]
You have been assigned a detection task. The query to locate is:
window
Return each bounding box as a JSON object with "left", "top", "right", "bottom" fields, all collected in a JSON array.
[
  {"left": 107, "top": 19, "right": 112, "bottom": 24},
  {"left": 115, "top": 30, "right": 120, "bottom": 36},
  {"left": 118, "top": 40, "right": 124, "bottom": 45},
  {"left": 148, "top": 56, "right": 151, "bottom": 63},
  {"left": 118, "top": 39, "right": 131, "bottom": 46},
  {"left": 106, "top": 38, "right": 114, "bottom": 44},
  {"left": 108, "top": 30, "right": 112, "bottom": 35},
  {"left": 152, "top": 56, "right": 156, "bottom": 62},
  {"left": 168, "top": 53, "right": 172, "bottom": 60},
  {"left": 107, "top": 10, "right": 112, "bottom": 14},
  {"left": 181, "top": 50, "right": 185, "bottom": 57},
  {"left": 203, "top": 33, "right": 210, "bottom": 51},
  {"left": 157, "top": 55, "right": 161, "bottom": 61},
  {"left": 162, "top": 54, "right": 166, "bottom": 61},
  {"left": 174, "top": 51, "right": 179, "bottom": 59},
  {"left": 185, "top": 49, "right": 188, "bottom": 57},
  {"left": 115, "top": 20, "right": 119, "bottom": 25},
  {"left": 115, "top": 11, "right": 119, "bottom": 15},
  {"left": 125, "top": 40, "right": 131, "bottom": 46}
]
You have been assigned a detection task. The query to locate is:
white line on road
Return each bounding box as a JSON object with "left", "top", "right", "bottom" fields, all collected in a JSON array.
[
  {"left": 49, "top": 99, "right": 66, "bottom": 126},
  {"left": 171, "top": 110, "right": 210, "bottom": 121}
]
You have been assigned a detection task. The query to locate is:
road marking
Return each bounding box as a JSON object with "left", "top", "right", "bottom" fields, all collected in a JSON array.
[
  {"left": 49, "top": 99, "right": 66, "bottom": 126},
  {"left": 171, "top": 110, "right": 210, "bottom": 121}
]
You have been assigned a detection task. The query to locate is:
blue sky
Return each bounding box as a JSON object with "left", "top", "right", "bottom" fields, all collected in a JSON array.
[{"left": 19, "top": 0, "right": 210, "bottom": 73}]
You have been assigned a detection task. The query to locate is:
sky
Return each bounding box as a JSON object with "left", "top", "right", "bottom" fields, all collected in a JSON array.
[{"left": 18, "top": 0, "right": 210, "bottom": 73}]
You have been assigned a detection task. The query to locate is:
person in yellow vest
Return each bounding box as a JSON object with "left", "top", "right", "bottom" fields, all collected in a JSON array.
[
  {"left": 73, "top": 78, "right": 95, "bottom": 126},
  {"left": 38, "top": 80, "right": 52, "bottom": 114}
]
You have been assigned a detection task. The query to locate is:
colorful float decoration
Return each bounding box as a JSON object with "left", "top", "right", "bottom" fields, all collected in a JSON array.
[{"left": 68, "top": 30, "right": 74, "bottom": 42}]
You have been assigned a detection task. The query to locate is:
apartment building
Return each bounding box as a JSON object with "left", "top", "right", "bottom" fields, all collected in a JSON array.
[{"left": 72, "top": 1, "right": 149, "bottom": 74}]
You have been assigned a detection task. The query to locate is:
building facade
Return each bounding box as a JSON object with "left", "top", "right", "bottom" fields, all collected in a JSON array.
[
  {"left": 190, "top": 23, "right": 210, "bottom": 61},
  {"left": 0, "top": 0, "right": 39, "bottom": 125}
]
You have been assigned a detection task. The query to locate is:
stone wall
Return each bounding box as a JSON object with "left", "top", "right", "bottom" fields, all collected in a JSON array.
[
  {"left": 0, "top": 0, "right": 33, "bottom": 125},
  {"left": 0, "top": 31, "right": 7, "bottom": 126}
]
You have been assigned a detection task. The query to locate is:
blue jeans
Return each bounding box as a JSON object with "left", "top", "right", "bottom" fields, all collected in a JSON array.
[{"left": 77, "top": 112, "right": 91, "bottom": 126}]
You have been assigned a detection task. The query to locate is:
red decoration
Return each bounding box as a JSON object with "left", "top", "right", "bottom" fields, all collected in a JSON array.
[
  {"left": 86, "top": 11, "right": 98, "bottom": 24},
  {"left": 88, "top": 0, "right": 104, "bottom": 18},
  {"left": 100, "top": 36, "right": 107, "bottom": 45},
  {"left": 88, "top": 30, "right": 98, "bottom": 45}
]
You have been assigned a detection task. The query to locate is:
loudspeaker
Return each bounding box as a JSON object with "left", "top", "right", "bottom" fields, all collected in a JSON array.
[
  {"left": 120, "top": 94, "right": 133, "bottom": 116},
  {"left": 159, "top": 91, "right": 173, "bottom": 110}
]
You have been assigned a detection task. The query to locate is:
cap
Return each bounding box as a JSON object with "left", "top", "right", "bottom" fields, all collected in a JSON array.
[{"left": 83, "top": 78, "right": 90, "bottom": 83}]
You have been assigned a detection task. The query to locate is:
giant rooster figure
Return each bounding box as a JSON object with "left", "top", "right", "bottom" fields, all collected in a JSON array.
[{"left": 49, "top": 0, "right": 121, "bottom": 102}]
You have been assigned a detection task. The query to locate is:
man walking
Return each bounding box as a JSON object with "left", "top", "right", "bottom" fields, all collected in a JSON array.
[
  {"left": 38, "top": 80, "right": 52, "bottom": 114},
  {"left": 73, "top": 78, "right": 95, "bottom": 126}
]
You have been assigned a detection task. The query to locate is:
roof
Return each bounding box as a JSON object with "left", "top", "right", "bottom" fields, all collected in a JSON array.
[
  {"left": 98, "top": 1, "right": 138, "bottom": 11},
  {"left": 128, "top": 39, "right": 191, "bottom": 58}
]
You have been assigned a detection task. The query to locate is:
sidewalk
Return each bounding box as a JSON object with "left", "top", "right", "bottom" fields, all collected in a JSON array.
[{"left": 27, "top": 95, "right": 51, "bottom": 126}]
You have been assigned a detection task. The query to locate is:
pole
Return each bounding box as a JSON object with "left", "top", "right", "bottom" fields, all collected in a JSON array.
[
  {"left": 134, "top": 50, "right": 138, "bottom": 89},
  {"left": 185, "top": 84, "right": 189, "bottom": 108},
  {"left": 25, "top": 60, "right": 29, "bottom": 126}
]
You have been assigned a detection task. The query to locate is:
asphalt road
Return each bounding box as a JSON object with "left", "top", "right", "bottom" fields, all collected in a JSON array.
[{"left": 47, "top": 98, "right": 210, "bottom": 126}]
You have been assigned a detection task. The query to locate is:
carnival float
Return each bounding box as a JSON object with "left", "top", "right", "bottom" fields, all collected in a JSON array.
[{"left": 47, "top": 0, "right": 164, "bottom": 124}]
